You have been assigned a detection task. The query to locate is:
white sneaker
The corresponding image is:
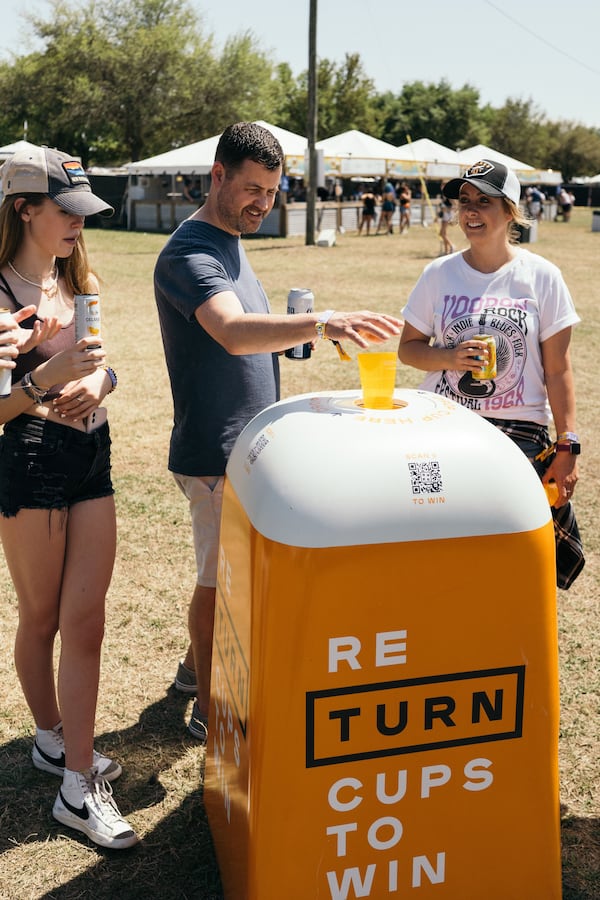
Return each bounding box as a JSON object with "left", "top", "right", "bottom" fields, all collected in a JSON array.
[
  {"left": 32, "top": 723, "right": 122, "bottom": 781},
  {"left": 53, "top": 767, "right": 139, "bottom": 850}
]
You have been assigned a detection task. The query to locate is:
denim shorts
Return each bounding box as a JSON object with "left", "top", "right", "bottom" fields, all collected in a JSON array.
[{"left": 0, "top": 414, "right": 114, "bottom": 517}]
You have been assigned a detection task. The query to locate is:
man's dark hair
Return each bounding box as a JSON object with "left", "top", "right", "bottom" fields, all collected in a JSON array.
[{"left": 215, "top": 122, "right": 284, "bottom": 172}]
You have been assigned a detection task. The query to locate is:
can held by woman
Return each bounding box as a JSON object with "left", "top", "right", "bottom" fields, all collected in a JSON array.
[
  {"left": 0, "top": 308, "right": 14, "bottom": 398},
  {"left": 471, "top": 334, "right": 497, "bottom": 380},
  {"left": 285, "top": 289, "right": 314, "bottom": 360},
  {"left": 74, "top": 294, "right": 101, "bottom": 348}
]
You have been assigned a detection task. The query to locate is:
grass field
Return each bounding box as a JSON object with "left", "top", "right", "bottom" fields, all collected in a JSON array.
[{"left": 0, "top": 208, "right": 598, "bottom": 899}]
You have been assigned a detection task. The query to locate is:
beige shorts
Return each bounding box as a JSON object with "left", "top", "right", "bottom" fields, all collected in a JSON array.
[{"left": 173, "top": 473, "right": 224, "bottom": 587}]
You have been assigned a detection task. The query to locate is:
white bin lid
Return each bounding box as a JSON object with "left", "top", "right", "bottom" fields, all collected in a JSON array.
[{"left": 226, "top": 389, "right": 551, "bottom": 548}]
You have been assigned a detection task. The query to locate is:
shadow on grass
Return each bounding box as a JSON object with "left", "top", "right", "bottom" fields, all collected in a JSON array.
[
  {"left": 561, "top": 806, "right": 600, "bottom": 900},
  {"left": 39, "top": 792, "right": 223, "bottom": 900},
  {"left": 0, "top": 689, "right": 223, "bottom": 900},
  {"left": 1, "top": 703, "right": 596, "bottom": 899}
]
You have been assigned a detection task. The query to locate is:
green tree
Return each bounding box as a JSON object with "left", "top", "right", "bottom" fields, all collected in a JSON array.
[
  {"left": 198, "top": 31, "right": 284, "bottom": 135},
  {"left": 488, "top": 98, "right": 551, "bottom": 167},
  {"left": 545, "top": 122, "right": 600, "bottom": 181},
  {"left": 0, "top": 0, "right": 213, "bottom": 163},
  {"left": 271, "top": 62, "right": 306, "bottom": 135},
  {"left": 0, "top": 3, "right": 109, "bottom": 163},
  {"left": 1, "top": 3, "right": 598, "bottom": 179},
  {"left": 275, "top": 54, "right": 379, "bottom": 139},
  {"left": 376, "top": 80, "right": 488, "bottom": 150},
  {"left": 0, "top": 0, "right": 284, "bottom": 164},
  {"left": 321, "top": 53, "right": 379, "bottom": 138},
  {"left": 97, "top": 0, "right": 217, "bottom": 160}
]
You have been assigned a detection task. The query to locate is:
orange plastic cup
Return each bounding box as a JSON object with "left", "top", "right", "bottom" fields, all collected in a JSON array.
[{"left": 357, "top": 352, "right": 397, "bottom": 409}]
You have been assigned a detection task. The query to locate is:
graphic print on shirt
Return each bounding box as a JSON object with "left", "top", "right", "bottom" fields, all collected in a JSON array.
[{"left": 434, "top": 294, "right": 528, "bottom": 412}]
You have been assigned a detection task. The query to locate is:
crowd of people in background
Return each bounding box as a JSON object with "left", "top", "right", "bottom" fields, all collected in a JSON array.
[
  {"left": 355, "top": 179, "right": 578, "bottom": 238},
  {"left": 525, "top": 184, "right": 576, "bottom": 222},
  {"left": 285, "top": 175, "right": 579, "bottom": 232}
]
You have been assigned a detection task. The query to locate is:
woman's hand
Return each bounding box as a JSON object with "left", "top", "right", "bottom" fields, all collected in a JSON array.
[
  {"left": 0, "top": 319, "right": 19, "bottom": 369},
  {"left": 451, "top": 339, "right": 493, "bottom": 373},
  {"left": 18, "top": 316, "right": 62, "bottom": 354},
  {"left": 52, "top": 371, "right": 106, "bottom": 422},
  {"left": 0, "top": 305, "right": 50, "bottom": 365},
  {"left": 399, "top": 324, "right": 492, "bottom": 374},
  {"left": 34, "top": 338, "right": 106, "bottom": 392},
  {"left": 7, "top": 305, "right": 62, "bottom": 354},
  {"left": 543, "top": 452, "right": 578, "bottom": 508}
]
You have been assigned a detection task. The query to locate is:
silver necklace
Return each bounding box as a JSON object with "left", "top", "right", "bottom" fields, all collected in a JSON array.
[{"left": 8, "top": 260, "right": 59, "bottom": 298}]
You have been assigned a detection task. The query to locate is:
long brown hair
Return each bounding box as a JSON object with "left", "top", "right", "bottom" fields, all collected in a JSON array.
[{"left": 0, "top": 194, "right": 96, "bottom": 294}]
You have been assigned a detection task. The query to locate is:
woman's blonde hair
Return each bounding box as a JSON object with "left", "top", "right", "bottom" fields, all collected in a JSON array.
[
  {"left": 504, "top": 197, "right": 530, "bottom": 245},
  {"left": 0, "top": 195, "right": 96, "bottom": 294}
]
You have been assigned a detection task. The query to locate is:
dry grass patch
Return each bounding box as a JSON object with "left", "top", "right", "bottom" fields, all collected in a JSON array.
[{"left": 0, "top": 210, "right": 597, "bottom": 898}]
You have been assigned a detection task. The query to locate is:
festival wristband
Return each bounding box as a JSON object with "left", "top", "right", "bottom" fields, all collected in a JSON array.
[
  {"left": 315, "top": 309, "right": 335, "bottom": 339},
  {"left": 556, "top": 431, "right": 578, "bottom": 443}
]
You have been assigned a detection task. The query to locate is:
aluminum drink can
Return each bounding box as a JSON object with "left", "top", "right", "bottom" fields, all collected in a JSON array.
[
  {"left": 0, "top": 308, "right": 14, "bottom": 398},
  {"left": 471, "top": 334, "right": 497, "bottom": 380},
  {"left": 285, "top": 288, "right": 314, "bottom": 360},
  {"left": 74, "top": 293, "right": 101, "bottom": 347}
]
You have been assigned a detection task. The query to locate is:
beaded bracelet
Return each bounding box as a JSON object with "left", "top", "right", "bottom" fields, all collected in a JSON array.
[{"left": 103, "top": 366, "right": 118, "bottom": 393}]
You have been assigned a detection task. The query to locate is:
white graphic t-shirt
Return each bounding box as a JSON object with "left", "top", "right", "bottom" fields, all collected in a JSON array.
[{"left": 402, "top": 248, "right": 580, "bottom": 425}]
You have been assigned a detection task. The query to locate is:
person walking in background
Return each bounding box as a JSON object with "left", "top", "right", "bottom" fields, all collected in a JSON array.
[
  {"left": 558, "top": 186, "right": 574, "bottom": 222},
  {"left": 526, "top": 185, "right": 545, "bottom": 221},
  {"left": 437, "top": 194, "right": 455, "bottom": 255},
  {"left": 398, "top": 159, "right": 584, "bottom": 590},
  {"left": 0, "top": 146, "right": 138, "bottom": 849},
  {"left": 154, "top": 122, "right": 403, "bottom": 741},
  {"left": 376, "top": 180, "right": 396, "bottom": 234},
  {"left": 398, "top": 181, "right": 412, "bottom": 233},
  {"left": 358, "top": 186, "right": 377, "bottom": 235}
]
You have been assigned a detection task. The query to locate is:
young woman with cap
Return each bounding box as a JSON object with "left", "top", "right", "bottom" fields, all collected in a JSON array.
[
  {"left": 0, "top": 145, "right": 138, "bottom": 848},
  {"left": 398, "top": 158, "right": 584, "bottom": 590}
]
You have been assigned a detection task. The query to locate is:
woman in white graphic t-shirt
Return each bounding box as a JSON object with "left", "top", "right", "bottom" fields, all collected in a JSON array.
[{"left": 399, "top": 159, "right": 580, "bottom": 519}]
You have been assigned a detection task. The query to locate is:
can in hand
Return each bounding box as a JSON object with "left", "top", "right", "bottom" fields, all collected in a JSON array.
[
  {"left": 74, "top": 294, "right": 101, "bottom": 348},
  {"left": 285, "top": 288, "right": 314, "bottom": 360},
  {"left": 471, "top": 334, "right": 497, "bottom": 380},
  {"left": 0, "top": 307, "right": 14, "bottom": 398}
]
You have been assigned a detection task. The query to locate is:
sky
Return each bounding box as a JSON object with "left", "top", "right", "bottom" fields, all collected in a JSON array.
[{"left": 2, "top": 0, "right": 599, "bottom": 132}]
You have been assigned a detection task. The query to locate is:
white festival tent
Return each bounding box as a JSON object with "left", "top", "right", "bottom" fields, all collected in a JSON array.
[
  {"left": 457, "top": 144, "right": 562, "bottom": 186},
  {"left": 457, "top": 144, "right": 534, "bottom": 172},
  {"left": 125, "top": 121, "right": 308, "bottom": 231},
  {"left": 126, "top": 134, "right": 219, "bottom": 176},
  {"left": 394, "top": 138, "right": 461, "bottom": 179},
  {"left": 126, "top": 121, "right": 308, "bottom": 177},
  {"left": 314, "top": 129, "right": 412, "bottom": 178}
]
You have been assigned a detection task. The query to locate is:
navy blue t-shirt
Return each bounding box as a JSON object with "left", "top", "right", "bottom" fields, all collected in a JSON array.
[{"left": 154, "top": 219, "right": 280, "bottom": 475}]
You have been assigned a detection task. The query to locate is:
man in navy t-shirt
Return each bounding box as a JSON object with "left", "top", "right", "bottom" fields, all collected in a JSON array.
[{"left": 154, "top": 122, "right": 402, "bottom": 740}]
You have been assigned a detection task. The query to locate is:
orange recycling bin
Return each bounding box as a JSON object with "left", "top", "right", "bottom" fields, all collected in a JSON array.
[{"left": 204, "top": 389, "right": 561, "bottom": 900}]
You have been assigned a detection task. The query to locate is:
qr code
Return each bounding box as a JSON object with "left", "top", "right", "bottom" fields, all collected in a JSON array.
[{"left": 408, "top": 461, "right": 443, "bottom": 494}]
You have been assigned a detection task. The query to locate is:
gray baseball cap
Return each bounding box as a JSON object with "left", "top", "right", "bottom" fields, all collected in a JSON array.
[{"left": 1, "top": 145, "right": 114, "bottom": 217}]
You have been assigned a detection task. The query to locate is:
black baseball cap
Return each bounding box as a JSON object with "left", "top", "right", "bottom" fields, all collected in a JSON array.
[{"left": 443, "top": 159, "right": 521, "bottom": 205}]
